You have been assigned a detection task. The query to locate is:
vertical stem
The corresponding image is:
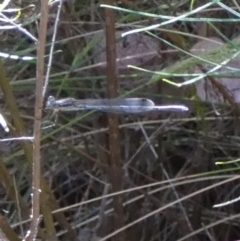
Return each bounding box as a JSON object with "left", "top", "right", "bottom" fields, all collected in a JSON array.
[
  {"left": 104, "top": 1, "right": 125, "bottom": 241},
  {"left": 26, "top": 1, "right": 49, "bottom": 240}
]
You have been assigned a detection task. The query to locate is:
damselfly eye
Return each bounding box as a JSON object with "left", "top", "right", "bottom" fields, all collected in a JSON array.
[{"left": 46, "top": 96, "right": 56, "bottom": 109}]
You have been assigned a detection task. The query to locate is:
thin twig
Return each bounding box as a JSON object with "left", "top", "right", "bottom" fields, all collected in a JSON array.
[{"left": 43, "top": 0, "right": 63, "bottom": 97}]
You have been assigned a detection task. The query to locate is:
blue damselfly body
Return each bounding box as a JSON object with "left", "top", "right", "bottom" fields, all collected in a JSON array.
[{"left": 46, "top": 96, "right": 188, "bottom": 114}]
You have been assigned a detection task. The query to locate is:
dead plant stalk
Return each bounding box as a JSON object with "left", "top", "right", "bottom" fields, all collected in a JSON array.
[{"left": 105, "top": 1, "right": 125, "bottom": 241}]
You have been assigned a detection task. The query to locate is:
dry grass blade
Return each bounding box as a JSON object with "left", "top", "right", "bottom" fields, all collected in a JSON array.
[
  {"left": 0, "top": 155, "right": 29, "bottom": 218},
  {"left": 0, "top": 213, "right": 20, "bottom": 241},
  {"left": 0, "top": 61, "right": 32, "bottom": 163},
  {"left": 197, "top": 64, "right": 240, "bottom": 113},
  {"left": 0, "top": 60, "right": 30, "bottom": 223}
]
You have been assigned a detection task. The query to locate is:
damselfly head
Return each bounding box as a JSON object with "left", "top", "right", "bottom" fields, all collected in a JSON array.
[
  {"left": 46, "top": 96, "right": 57, "bottom": 109},
  {"left": 46, "top": 96, "right": 77, "bottom": 111}
]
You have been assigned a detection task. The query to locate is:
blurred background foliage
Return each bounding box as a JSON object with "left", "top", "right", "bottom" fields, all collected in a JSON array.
[{"left": 1, "top": 0, "right": 240, "bottom": 240}]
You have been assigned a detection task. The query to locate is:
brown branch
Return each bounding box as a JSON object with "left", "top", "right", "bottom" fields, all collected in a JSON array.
[
  {"left": 25, "top": 0, "right": 50, "bottom": 240},
  {"left": 104, "top": 1, "right": 125, "bottom": 241}
]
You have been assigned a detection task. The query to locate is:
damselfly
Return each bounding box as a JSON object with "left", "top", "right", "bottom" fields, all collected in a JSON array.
[{"left": 46, "top": 96, "right": 188, "bottom": 114}]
